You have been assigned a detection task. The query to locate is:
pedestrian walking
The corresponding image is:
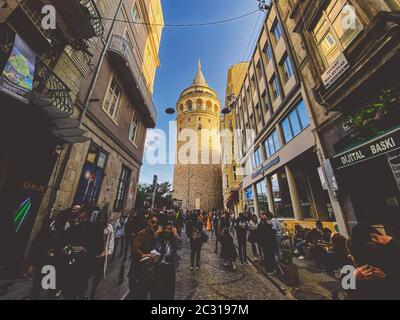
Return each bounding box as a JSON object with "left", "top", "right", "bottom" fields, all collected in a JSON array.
[
  {"left": 174, "top": 211, "right": 184, "bottom": 237},
  {"left": 266, "top": 212, "right": 284, "bottom": 259},
  {"left": 59, "top": 208, "right": 97, "bottom": 300},
  {"left": 212, "top": 212, "right": 219, "bottom": 237},
  {"left": 89, "top": 211, "right": 114, "bottom": 300},
  {"left": 128, "top": 215, "right": 159, "bottom": 300},
  {"left": 220, "top": 226, "right": 238, "bottom": 270},
  {"left": 27, "top": 214, "right": 65, "bottom": 300},
  {"left": 258, "top": 212, "right": 277, "bottom": 275},
  {"left": 235, "top": 213, "right": 249, "bottom": 265},
  {"left": 112, "top": 211, "right": 128, "bottom": 260},
  {"left": 188, "top": 213, "right": 206, "bottom": 270},
  {"left": 248, "top": 214, "right": 261, "bottom": 259},
  {"left": 154, "top": 215, "right": 182, "bottom": 300},
  {"left": 216, "top": 211, "right": 230, "bottom": 256}
]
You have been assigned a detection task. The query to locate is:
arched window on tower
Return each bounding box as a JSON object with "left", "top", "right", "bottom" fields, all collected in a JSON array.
[
  {"left": 179, "top": 104, "right": 184, "bottom": 112},
  {"left": 186, "top": 100, "right": 192, "bottom": 111},
  {"left": 198, "top": 124, "right": 202, "bottom": 130},
  {"left": 214, "top": 104, "right": 218, "bottom": 113},
  {"left": 206, "top": 100, "right": 212, "bottom": 111},
  {"left": 196, "top": 99, "right": 203, "bottom": 110}
]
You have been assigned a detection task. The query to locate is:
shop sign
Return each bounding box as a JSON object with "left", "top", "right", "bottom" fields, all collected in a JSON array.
[
  {"left": 0, "top": 34, "right": 36, "bottom": 103},
  {"left": 333, "top": 127, "right": 400, "bottom": 170},
  {"left": 387, "top": 152, "right": 400, "bottom": 192},
  {"left": 23, "top": 181, "right": 47, "bottom": 194},
  {"left": 251, "top": 156, "right": 280, "bottom": 179},
  {"left": 321, "top": 53, "right": 349, "bottom": 89}
]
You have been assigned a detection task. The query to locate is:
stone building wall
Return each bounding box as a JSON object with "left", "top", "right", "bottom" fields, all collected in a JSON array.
[{"left": 173, "top": 83, "right": 223, "bottom": 211}]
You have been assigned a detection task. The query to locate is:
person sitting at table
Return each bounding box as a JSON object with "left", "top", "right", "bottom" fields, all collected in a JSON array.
[
  {"left": 294, "top": 228, "right": 326, "bottom": 267},
  {"left": 294, "top": 226, "right": 310, "bottom": 259},
  {"left": 316, "top": 220, "right": 333, "bottom": 243},
  {"left": 323, "top": 233, "right": 352, "bottom": 275}
]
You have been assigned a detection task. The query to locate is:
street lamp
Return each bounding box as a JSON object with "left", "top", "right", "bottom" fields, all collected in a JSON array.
[
  {"left": 165, "top": 107, "right": 175, "bottom": 115},
  {"left": 257, "top": 0, "right": 271, "bottom": 13},
  {"left": 221, "top": 94, "right": 238, "bottom": 115}
]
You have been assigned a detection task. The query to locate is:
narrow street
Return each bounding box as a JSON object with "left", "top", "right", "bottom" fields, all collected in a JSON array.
[
  {"left": 93, "top": 230, "right": 286, "bottom": 301},
  {"left": 173, "top": 232, "right": 286, "bottom": 300}
]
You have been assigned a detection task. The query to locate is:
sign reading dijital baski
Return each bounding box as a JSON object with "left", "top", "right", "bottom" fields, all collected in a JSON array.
[{"left": 333, "top": 127, "right": 400, "bottom": 170}]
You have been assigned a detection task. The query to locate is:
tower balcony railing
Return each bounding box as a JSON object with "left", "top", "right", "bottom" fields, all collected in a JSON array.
[{"left": 108, "top": 35, "right": 157, "bottom": 127}]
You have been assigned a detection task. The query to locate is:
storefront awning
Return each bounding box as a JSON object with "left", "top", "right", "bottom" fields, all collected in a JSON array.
[
  {"left": 226, "top": 190, "right": 239, "bottom": 209},
  {"left": 332, "top": 125, "right": 400, "bottom": 170}
]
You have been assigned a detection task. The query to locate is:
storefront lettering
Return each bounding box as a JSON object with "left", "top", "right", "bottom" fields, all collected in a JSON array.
[
  {"left": 333, "top": 128, "right": 400, "bottom": 170},
  {"left": 370, "top": 137, "right": 396, "bottom": 155},
  {"left": 341, "top": 151, "right": 365, "bottom": 165},
  {"left": 251, "top": 156, "right": 280, "bottom": 179},
  {"left": 23, "top": 181, "right": 46, "bottom": 194}
]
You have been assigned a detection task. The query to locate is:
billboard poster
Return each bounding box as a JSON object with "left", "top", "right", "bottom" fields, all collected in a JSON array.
[{"left": 0, "top": 34, "right": 36, "bottom": 104}]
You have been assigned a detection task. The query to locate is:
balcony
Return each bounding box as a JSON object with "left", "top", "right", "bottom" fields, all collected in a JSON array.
[
  {"left": 108, "top": 35, "right": 157, "bottom": 128},
  {"left": 49, "top": 0, "right": 104, "bottom": 38},
  {"left": 13, "top": 0, "right": 104, "bottom": 53},
  {"left": 0, "top": 28, "right": 87, "bottom": 143}
]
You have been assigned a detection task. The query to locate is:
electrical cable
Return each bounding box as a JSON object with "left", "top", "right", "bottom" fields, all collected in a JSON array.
[{"left": 98, "top": 9, "right": 259, "bottom": 28}]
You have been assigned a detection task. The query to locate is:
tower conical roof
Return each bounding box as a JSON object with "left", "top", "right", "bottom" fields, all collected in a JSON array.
[{"left": 191, "top": 59, "right": 208, "bottom": 87}]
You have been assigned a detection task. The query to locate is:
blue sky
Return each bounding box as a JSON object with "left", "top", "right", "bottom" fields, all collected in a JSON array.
[{"left": 139, "top": 0, "right": 263, "bottom": 185}]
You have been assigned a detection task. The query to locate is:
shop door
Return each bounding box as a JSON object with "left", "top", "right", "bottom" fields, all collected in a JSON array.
[
  {"left": 345, "top": 155, "right": 400, "bottom": 230},
  {"left": 73, "top": 144, "right": 108, "bottom": 209}
]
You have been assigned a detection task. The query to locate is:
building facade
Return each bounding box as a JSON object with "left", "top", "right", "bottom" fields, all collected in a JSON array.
[
  {"left": 173, "top": 61, "right": 223, "bottom": 211},
  {"left": 0, "top": 0, "right": 164, "bottom": 273},
  {"left": 228, "top": 1, "right": 338, "bottom": 233},
  {"left": 287, "top": 0, "right": 400, "bottom": 235},
  {"left": 0, "top": 0, "right": 104, "bottom": 273},
  {"left": 221, "top": 62, "right": 249, "bottom": 214}
]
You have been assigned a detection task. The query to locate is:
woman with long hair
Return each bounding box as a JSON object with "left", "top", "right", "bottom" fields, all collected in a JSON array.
[{"left": 90, "top": 211, "right": 114, "bottom": 300}]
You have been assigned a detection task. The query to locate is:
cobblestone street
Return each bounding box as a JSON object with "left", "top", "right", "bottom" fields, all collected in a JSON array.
[{"left": 174, "top": 231, "right": 286, "bottom": 300}]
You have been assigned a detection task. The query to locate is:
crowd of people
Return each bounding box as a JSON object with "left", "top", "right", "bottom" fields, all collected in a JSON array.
[{"left": 26, "top": 204, "right": 400, "bottom": 300}]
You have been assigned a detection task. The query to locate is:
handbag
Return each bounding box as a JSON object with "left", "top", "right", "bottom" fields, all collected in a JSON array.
[{"left": 201, "top": 231, "right": 209, "bottom": 243}]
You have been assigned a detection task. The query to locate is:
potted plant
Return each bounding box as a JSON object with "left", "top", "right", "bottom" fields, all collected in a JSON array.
[
  {"left": 349, "top": 83, "right": 400, "bottom": 137},
  {"left": 276, "top": 238, "right": 299, "bottom": 286}
]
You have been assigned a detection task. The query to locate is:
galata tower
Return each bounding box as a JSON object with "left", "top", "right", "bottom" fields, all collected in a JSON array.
[{"left": 173, "top": 60, "right": 223, "bottom": 211}]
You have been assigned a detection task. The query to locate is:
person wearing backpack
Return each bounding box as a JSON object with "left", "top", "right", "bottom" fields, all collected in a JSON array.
[{"left": 189, "top": 212, "right": 205, "bottom": 270}]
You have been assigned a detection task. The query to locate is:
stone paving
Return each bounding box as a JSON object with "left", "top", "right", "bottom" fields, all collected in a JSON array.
[{"left": 174, "top": 231, "right": 286, "bottom": 300}]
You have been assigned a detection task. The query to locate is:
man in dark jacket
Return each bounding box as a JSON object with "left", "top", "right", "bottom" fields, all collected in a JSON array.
[
  {"left": 258, "top": 212, "right": 277, "bottom": 274},
  {"left": 128, "top": 215, "right": 159, "bottom": 300},
  {"left": 348, "top": 225, "right": 400, "bottom": 300}
]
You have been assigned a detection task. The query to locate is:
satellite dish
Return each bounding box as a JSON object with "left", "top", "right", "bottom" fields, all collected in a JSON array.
[{"left": 165, "top": 108, "right": 175, "bottom": 114}]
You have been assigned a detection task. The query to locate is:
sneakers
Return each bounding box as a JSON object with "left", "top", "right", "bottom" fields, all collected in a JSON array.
[
  {"left": 195, "top": 266, "right": 200, "bottom": 270},
  {"left": 190, "top": 266, "right": 194, "bottom": 270},
  {"left": 298, "top": 256, "right": 305, "bottom": 260},
  {"left": 224, "top": 261, "right": 228, "bottom": 267},
  {"left": 232, "top": 262, "right": 237, "bottom": 271},
  {"left": 244, "top": 261, "right": 252, "bottom": 266}
]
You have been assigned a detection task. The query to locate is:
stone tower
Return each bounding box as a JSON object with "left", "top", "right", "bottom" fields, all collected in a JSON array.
[{"left": 173, "top": 60, "right": 223, "bottom": 211}]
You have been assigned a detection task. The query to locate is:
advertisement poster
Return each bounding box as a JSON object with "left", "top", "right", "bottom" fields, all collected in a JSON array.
[
  {"left": 387, "top": 151, "right": 400, "bottom": 192},
  {"left": 0, "top": 34, "right": 36, "bottom": 103}
]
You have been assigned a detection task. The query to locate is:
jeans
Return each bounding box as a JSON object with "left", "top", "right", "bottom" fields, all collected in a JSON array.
[
  {"left": 190, "top": 241, "right": 202, "bottom": 267},
  {"left": 251, "top": 242, "right": 263, "bottom": 257},
  {"left": 276, "top": 234, "right": 285, "bottom": 259},
  {"left": 296, "top": 241, "right": 307, "bottom": 257},
  {"left": 113, "top": 236, "right": 125, "bottom": 259},
  {"left": 238, "top": 238, "right": 247, "bottom": 264}
]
